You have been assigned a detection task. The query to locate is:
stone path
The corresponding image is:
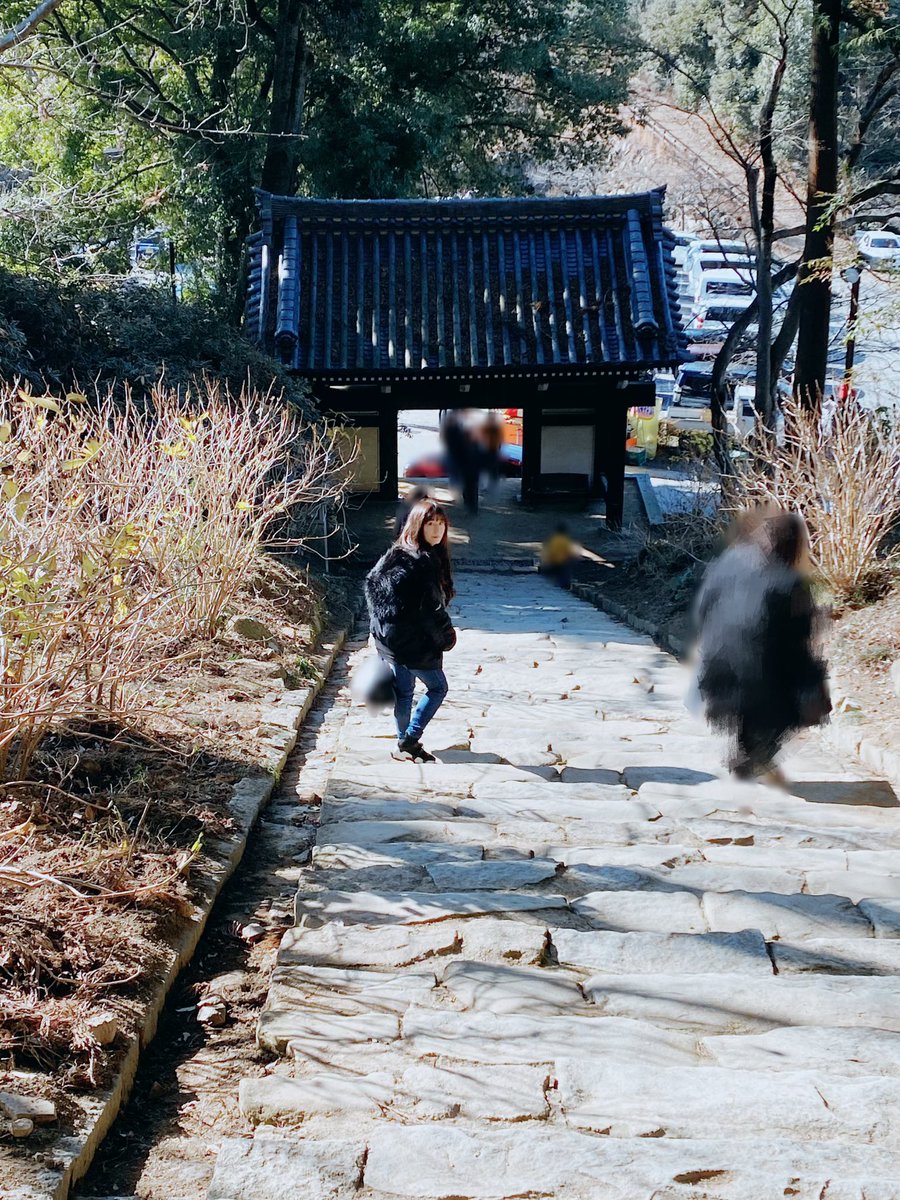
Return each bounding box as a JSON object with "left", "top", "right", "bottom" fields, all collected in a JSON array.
[{"left": 209, "top": 574, "right": 900, "bottom": 1200}]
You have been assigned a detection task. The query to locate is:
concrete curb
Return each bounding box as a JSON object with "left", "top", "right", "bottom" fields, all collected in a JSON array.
[
  {"left": 628, "top": 471, "right": 665, "bottom": 528},
  {"left": 14, "top": 630, "right": 348, "bottom": 1200},
  {"left": 570, "top": 581, "right": 900, "bottom": 792}
]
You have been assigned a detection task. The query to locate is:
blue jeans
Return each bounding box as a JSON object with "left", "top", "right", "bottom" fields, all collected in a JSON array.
[{"left": 389, "top": 663, "right": 448, "bottom": 741}]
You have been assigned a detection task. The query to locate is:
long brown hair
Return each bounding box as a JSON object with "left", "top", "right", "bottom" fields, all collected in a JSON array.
[{"left": 397, "top": 498, "right": 454, "bottom": 602}]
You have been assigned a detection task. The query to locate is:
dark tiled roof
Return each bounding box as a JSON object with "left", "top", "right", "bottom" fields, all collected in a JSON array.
[{"left": 246, "top": 191, "right": 686, "bottom": 379}]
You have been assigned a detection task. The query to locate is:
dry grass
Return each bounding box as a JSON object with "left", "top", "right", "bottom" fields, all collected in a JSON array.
[{"left": 735, "top": 399, "right": 900, "bottom": 603}]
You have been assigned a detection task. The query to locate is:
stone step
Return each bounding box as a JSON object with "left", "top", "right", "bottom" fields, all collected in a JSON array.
[
  {"left": 565, "top": 861, "right": 805, "bottom": 895},
  {"left": 257, "top": 965, "right": 435, "bottom": 1053},
  {"left": 276, "top": 1011, "right": 402, "bottom": 1058},
  {"left": 439, "top": 959, "right": 588, "bottom": 1015},
  {"left": 557, "top": 1059, "right": 900, "bottom": 1144},
  {"left": 423, "top": 858, "right": 562, "bottom": 890},
  {"left": 551, "top": 928, "right": 772, "bottom": 974},
  {"left": 583, "top": 972, "right": 900, "bottom": 1033},
  {"left": 701, "top": 889, "right": 873, "bottom": 940},
  {"left": 240, "top": 1060, "right": 551, "bottom": 1126},
  {"left": 294, "top": 889, "right": 569, "bottom": 927},
  {"left": 317, "top": 817, "right": 683, "bottom": 849},
  {"left": 703, "top": 1024, "right": 900, "bottom": 1075},
  {"left": 642, "top": 783, "right": 900, "bottom": 838},
  {"left": 771, "top": 937, "right": 900, "bottom": 975},
  {"left": 570, "top": 889, "right": 708, "bottom": 932},
  {"left": 208, "top": 1127, "right": 900, "bottom": 1199},
  {"left": 456, "top": 796, "right": 659, "bottom": 824},
  {"left": 396, "top": 1010, "right": 701, "bottom": 1067},
  {"left": 670, "top": 814, "right": 897, "bottom": 852},
  {"left": 277, "top": 917, "right": 550, "bottom": 970}
]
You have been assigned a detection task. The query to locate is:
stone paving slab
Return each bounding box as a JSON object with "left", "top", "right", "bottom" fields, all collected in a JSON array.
[
  {"left": 400, "top": 1009, "right": 701, "bottom": 1066},
  {"left": 424, "top": 858, "right": 562, "bottom": 890},
  {"left": 583, "top": 973, "right": 900, "bottom": 1032},
  {"left": 312, "top": 842, "right": 483, "bottom": 868},
  {"left": 641, "top": 783, "right": 900, "bottom": 837},
  {"left": 549, "top": 843, "right": 702, "bottom": 867},
  {"left": 703, "top": 1025, "right": 900, "bottom": 1075},
  {"left": 440, "top": 959, "right": 588, "bottom": 1014},
  {"left": 701, "top": 889, "right": 873, "bottom": 939},
  {"left": 803, "top": 868, "right": 900, "bottom": 902},
  {"left": 771, "top": 937, "right": 900, "bottom": 974},
  {"left": 467, "top": 778, "right": 632, "bottom": 803},
  {"left": 276, "top": 1011, "right": 402, "bottom": 1058},
  {"left": 295, "top": 889, "right": 569, "bottom": 926},
  {"left": 318, "top": 796, "right": 462, "bottom": 824},
  {"left": 570, "top": 890, "right": 708, "bottom": 932},
  {"left": 240, "top": 1061, "right": 551, "bottom": 1126},
  {"left": 551, "top": 928, "right": 771, "bottom": 974},
  {"left": 556, "top": 1059, "right": 900, "bottom": 1144},
  {"left": 563, "top": 861, "right": 805, "bottom": 895},
  {"left": 859, "top": 897, "right": 900, "bottom": 936},
  {"left": 277, "top": 918, "right": 550, "bottom": 969},
  {"left": 671, "top": 814, "right": 897, "bottom": 851},
  {"left": 456, "top": 794, "right": 660, "bottom": 824}
]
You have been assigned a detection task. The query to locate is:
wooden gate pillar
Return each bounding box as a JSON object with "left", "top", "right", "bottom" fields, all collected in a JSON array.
[
  {"left": 379, "top": 404, "right": 398, "bottom": 499},
  {"left": 521, "top": 403, "right": 541, "bottom": 501},
  {"left": 596, "top": 397, "right": 629, "bottom": 531}
]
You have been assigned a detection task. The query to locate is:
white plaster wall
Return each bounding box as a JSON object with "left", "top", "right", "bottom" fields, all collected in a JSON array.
[{"left": 540, "top": 424, "right": 594, "bottom": 481}]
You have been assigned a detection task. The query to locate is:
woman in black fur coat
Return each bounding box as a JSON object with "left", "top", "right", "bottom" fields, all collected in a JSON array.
[
  {"left": 694, "top": 509, "right": 830, "bottom": 782},
  {"left": 365, "top": 498, "right": 456, "bottom": 762}
]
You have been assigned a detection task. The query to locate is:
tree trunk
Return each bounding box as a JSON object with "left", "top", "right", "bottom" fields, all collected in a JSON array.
[
  {"left": 261, "top": 0, "right": 310, "bottom": 196},
  {"left": 747, "top": 164, "right": 776, "bottom": 433},
  {"left": 755, "top": 45, "right": 787, "bottom": 431},
  {"left": 793, "top": 0, "right": 841, "bottom": 411}
]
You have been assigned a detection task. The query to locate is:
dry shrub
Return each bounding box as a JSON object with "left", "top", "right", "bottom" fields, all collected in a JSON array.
[
  {"left": 735, "top": 398, "right": 900, "bottom": 602},
  {"left": 0, "top": 382, "right": 350, "bottom": 780}
]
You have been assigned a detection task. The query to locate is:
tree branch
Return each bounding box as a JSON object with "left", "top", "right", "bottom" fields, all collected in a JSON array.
[{"left": 0, "top": 0, "right": 64, "bottom": 54}]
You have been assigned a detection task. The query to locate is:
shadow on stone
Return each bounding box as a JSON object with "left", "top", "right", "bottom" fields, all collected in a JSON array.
[{"left": 789, "top": 779, "right": 899, "bottom": 808}]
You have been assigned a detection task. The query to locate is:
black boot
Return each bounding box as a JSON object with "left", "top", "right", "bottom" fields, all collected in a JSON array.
[{"left": 395, "top": 734, "right": 435, "bottom": 763}]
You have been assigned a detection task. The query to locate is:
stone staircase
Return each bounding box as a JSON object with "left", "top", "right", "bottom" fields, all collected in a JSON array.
[{"left": 208, "top": 573, "right": 900, "bottom": 1200}]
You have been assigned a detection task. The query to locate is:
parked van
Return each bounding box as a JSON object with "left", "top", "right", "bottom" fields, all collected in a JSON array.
[
  {"left": 688, "top": 253, "right": 755, "bottom": 302},
  {"left": 683, "top": 239, "right": 750, "bottom": 279},
  {"left": 693, "top": 268, "right": 755, "bottom": 309}
]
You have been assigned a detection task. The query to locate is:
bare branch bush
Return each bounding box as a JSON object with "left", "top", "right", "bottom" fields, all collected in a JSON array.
[
  {"left": 101, "top": 381, "right": 353, "bottom": 638},
  {"left": 0, "top": 380, "right": 352, "bottom": 780},
  {"left": 733, "top": 397, "right": 900, "bottom": 601}
]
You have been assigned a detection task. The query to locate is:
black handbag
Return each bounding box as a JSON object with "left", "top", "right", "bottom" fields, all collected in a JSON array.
[{"left": 351, "top": 654, "right": 396, "bottom": 709}]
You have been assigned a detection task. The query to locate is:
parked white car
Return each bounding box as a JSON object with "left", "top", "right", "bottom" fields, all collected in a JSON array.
[{"left": 855, "top": 230, "right": 900, "bottom": 265}]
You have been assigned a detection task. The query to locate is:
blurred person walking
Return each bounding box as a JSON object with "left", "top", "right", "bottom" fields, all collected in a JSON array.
[
  {"left": 540, "top": 522, "right": 575, "bottom": 589},
  {"left": 693, "top": 509, "right": 831, "bottom": 783},
  {"left": 479, "top": 410, "right": 504, "bottom": 494},
  {"left": 365, "top": 499, "right": 457, "bottom": 763}
]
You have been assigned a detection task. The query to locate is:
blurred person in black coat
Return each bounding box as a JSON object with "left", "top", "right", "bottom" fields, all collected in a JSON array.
[{"left": 694, "top": 509, "right": 831, "bottom": 783}]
